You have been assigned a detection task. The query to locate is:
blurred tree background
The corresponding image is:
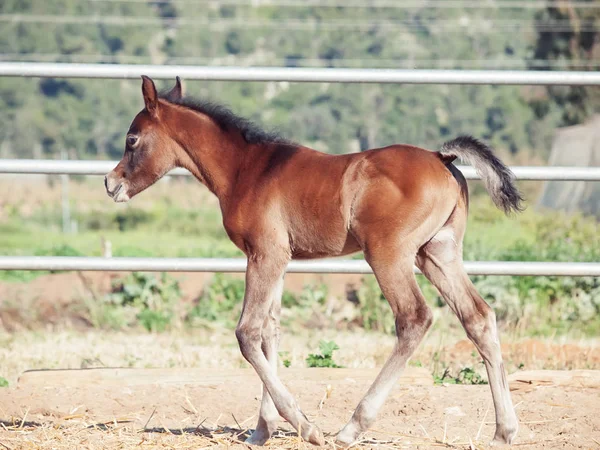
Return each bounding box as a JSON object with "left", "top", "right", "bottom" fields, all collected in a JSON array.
[{"left": 0, "top": 0, "right": 598, "bottom": 161}]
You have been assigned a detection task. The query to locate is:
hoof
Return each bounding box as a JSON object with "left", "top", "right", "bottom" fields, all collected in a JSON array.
[
  {"left": 335, "top": 423, "right": 359, "bottom": 448},
  {"left": 334, "top": 438, "right": 353, "bottom": 448},
  {"left": 302, "top": 423, "right": 325, "bottom": 446},
  {"left": 245, "top": 428, "right": 271, "bottom": 446},
  {"left": 490, "top": 425, "right": 518, "bottom": 446}
]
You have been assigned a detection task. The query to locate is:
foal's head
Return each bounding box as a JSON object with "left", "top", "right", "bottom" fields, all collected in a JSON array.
[{"left": 104, "top": 76, "right": 184, "bottom": 202}]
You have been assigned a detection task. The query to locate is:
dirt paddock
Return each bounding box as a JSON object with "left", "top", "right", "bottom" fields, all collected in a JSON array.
[{"left": 0, "top": 368, "right": 598, "bottom": 450}]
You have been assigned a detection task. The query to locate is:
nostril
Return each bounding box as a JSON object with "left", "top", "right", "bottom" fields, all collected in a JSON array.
[{"left": 104, "top": 176, "right": 108, "bottom": 190}]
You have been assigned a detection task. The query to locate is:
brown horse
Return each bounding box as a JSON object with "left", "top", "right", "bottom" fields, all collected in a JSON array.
[{"left": 105, "top": 76, "right": 523, "bottom": 447}]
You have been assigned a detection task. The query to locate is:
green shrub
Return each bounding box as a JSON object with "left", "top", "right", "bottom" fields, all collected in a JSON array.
[
  {"left": 113, "top": 209, "right": 154, "bottom": 232},
  {"left": 97, "top": 272, "right": 181, "bottom": 332},
  {"left": 434, "top": 366, "right": 487, "bottom": 385},
  {"left": 356, "top": 276, "right": 395, "bottom": 334},
  {"left": 34, "top": 244, "right": 82, "bottom": 257},
  {"left": 282, "top": 283, "right": 328, "bottom": 309},
  {"left": 306, "top": 340, "right": 342, "bottom": 368},
  {"left": 187, "top": 274, "right": 245, "bottom": 328},
  {"left": 281, "top": 290, "right": 299, "bottom": 308},
  {"left": 279, "top": 351, "right": 292, "bottom": 368}
]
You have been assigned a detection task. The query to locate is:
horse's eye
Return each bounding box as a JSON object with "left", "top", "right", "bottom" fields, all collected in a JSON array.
[{"left": 126, "top": 134, "right": 138, "bottom": 147}]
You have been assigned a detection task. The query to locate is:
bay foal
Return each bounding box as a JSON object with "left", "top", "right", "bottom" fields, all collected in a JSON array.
[{"left": 105, "top": 76, "right": 522, "bottom": 447}]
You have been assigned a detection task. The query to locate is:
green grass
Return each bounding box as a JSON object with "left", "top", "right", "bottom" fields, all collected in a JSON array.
[
  {"left": 2, "top": 194, "right": 596, "bottom": 261},
  {"left": 0, "top": 229, "right": 240, "bottom": 259}
]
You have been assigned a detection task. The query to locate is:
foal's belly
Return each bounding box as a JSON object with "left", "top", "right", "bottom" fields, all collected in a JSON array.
[{"left": 290, "top": 229, "right": 361, "bottom": 260}]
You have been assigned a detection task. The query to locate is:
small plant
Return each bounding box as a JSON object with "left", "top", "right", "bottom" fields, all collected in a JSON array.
[
  {"left": 187, "top": 274, "right": 245, "bottom": 328},
  {"left": 279, "top": 351, "right": 292, "bottom": 368},
  {"left": 281, "top": 283, "right": 328, "bottom": 309},
  {"left": 300, "top": 283, "right": 329, "bottom": 306},
  {"left": 281, "top": 290, "right": 299, "bottom": 308},
  {"left": 98, "top": 272, "right": 181, "bottom": 331},
  {"left": 434, "top": 366, "right": 488, "bottom": 385},
  {"left": 306, "top": 340, "right": 342, "bottom": 368},
  {"left": 0, "top": 377, "right": 8, "bottom": 387},
  {"left": 356, "top": 276, "right": 395, "bottom": 334}
]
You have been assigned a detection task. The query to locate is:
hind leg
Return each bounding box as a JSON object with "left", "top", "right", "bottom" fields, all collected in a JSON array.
[
  {"left": 336, "top": 249, "right": 433, "bottom": 446},
  {"left": 416, "top": 218, "right": 518, "bottom": 445}
]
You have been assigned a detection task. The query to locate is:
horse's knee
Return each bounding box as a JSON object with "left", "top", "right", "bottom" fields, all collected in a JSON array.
[
  {"left": 395, "top": 305, "right": 432, "bottom": 348},
  {"left": 463, "top": 301, "right": 499, "bottom": 345},
  {"left": 236, "top": 325, "right": 262, "bottom": 359}
]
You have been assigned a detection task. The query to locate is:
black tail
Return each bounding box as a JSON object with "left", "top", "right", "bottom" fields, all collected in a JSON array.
[{"left": 439, "top": 135, "right": 524, "bottom": 215}]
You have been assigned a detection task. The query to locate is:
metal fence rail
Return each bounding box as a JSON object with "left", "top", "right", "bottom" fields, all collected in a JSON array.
[
  {"left": 1, "top": 63, "right": 598, "bottom": 278},
  {"left": 2, "top": 159, "right": 600, "bottom": 181},
  {"left": 2, "top": 62, "right": 600, "bottom": 85},
  {"left": 0, "top": 257, "right": 599, "bottom": 277}
]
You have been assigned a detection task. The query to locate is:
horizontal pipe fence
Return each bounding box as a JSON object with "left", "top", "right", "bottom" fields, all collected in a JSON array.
[
  {"left": 1, "top": 159, "right": 600, "bottom": 181},
  {"left": 1, "top": 63, "right": 598, "bottom": 276},
  {"left": 2, "top": 62, "right": 600, "bottom": 85},
  {"left": 0, "top": 257, "right": 598, "bottom": 277},
  {"left": 1, "top": 160, "right": 597, "bottom": 276}
]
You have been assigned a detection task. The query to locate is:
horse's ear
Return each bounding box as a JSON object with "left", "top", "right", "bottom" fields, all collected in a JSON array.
[
  {"left": 141, "top": 75, "right": 158, "bottom": 117},
  {"left": 164, "top": 76, "right": 184, "bottom": 102}
]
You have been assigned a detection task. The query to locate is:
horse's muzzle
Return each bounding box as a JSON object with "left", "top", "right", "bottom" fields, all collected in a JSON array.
[{"left": 104, "top": 172, "right": 130, "bottom": 203}]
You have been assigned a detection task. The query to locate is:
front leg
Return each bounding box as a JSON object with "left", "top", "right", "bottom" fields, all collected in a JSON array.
[
  {"left": 246, "top": 274, "right": 283, "bottom": 445},
  {"left": 237, "top": 256, "right": 324, "bottom": 446}
]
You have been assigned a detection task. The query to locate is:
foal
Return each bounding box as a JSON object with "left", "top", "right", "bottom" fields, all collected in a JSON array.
[{"left": 105, "top": 76, "right": 522, "bottom": 447}]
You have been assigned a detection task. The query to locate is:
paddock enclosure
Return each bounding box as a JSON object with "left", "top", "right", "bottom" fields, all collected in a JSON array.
[{"left": 0, "top": 62, "right": 599, "bottom": 449}]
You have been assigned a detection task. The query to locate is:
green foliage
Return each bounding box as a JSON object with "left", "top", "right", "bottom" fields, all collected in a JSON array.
[
  {"left": 0, "top": 377, "right": 8, "bottom": 388},
  {"left": 1, "top": 180, "right": 599, "bottom": 337},
  {"left": 0, "top": 0, "right": 582, "bottom": 160},
  {"left": 94, "top": 272, "right": 181, "bottom": 332},
  {"left": 281, "top": 290, "right": 299, "bottom": 309},
  {"left": 530, "top": 4, "right": 600, "bottom": 126},
  {"left": 306, "top": 340, "right": 342, "bottom": 368},
  {"left": 279, "top": 351, "right": 291, "bottom": 368},
  {"left": 282, "top": 283, "right": 328, "bottom": 309},
  {"left": 434, "top": 366, "right": 488, "bottom": 385},
  {"left": 465, "top": 206, "right": 600, "bottom": 336},
  {"left": 356, "top": 276, "right": 395, "bottom": 334},
  {"left": 187, "top": 274, "right": 244, "bottom": 328},
  {"left": 34, "top": 244, "right": 82, "bottom": 257}
]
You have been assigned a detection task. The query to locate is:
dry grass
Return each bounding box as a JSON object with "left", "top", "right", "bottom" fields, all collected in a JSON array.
[
  {"left": 0, "top": 403, "right": 588, "bottom": 450},
  {"left": 0, "top": 419, "right": 487, "bottom": 450},
  {"left": 1, "top": 325, "right": 598, "bottom": 387},
  {"left": 0, "top": 328, "right": 395, "bottom": 386},
  {"left": 0, "top": 327, "right": 597, "bottom": 450}
]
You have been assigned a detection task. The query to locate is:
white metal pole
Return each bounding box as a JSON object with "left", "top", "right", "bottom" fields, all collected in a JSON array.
[
  {"left": 60, "top": 150, "right": 71, "bottom": 234},
  {"left": 0, "top": 160, "right": 599, "bottom": 181},
  {"left": 2, "top": 63, "right": 600, "bottom": 86},
  {"left": 0, "top": 257, "right": 598, "bottom": 276}
]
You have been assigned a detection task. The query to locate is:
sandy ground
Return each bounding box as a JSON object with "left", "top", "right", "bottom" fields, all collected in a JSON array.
[
  {"left": 1, "top": 268, "right": 599, "bottom": 449},
  {"left": 0, "top": 368, "right": 598, "bottom": 450}
]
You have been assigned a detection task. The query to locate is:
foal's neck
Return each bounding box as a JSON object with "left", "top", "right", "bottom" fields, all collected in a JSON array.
[{"left": 168, "top": 107, "right": 247, "bottom": 208}]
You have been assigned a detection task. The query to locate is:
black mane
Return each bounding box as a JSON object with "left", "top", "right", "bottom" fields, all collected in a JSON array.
[{"left": 159, "top": 93, "right": 290, "bottom": 145}]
